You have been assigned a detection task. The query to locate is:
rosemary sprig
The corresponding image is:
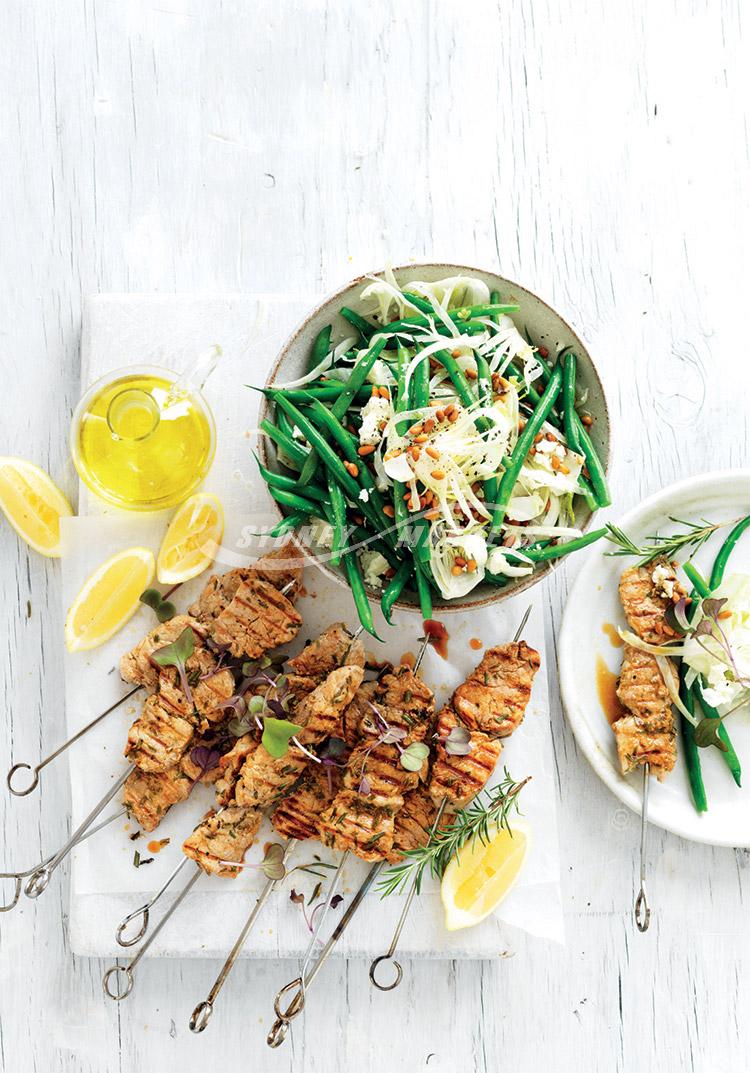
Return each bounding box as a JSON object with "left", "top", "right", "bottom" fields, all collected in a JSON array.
[
  {"left": 604, "top": 516, "right": 740, "bottom": 566},
  {"left": 377, "top": 770, "right": 530, "bottom": 898}
]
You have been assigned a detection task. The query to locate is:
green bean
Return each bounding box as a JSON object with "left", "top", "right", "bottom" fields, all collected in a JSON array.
[
  {"left": 693, "top": 680, "right": 742, "bottom": 787},
  {"left": 679, "top": 663, "right": 707, "bottom": 813},
  {"left": 401, "top": 291, "right": 434, "bottom": 314},
  {"left": 309, "top": 324, "right": 332, "bottom": 373},
  {"left": 574, "top": 415, "right": 610, "bottom": 507},
  {"left": 683, "top": 562, "right": 711, "bottom": 599},
  {"left": 414, "top": 562, "right": 433, "bottom": 620},
  {"left": 379, "top": 303, "right": 519, "bottom": 335},
  {"left": 562, "top": 353, "right": 584, "bottom": 455},
  {"left": 276, "top": 385, "right": 373, "bottom": 403},
  {"left": 489, "top": 363, "right": 564, "bottom": 534},
  {"left": 271, "top": 396, "right": 367, "bottom": 507},
  {"left": 503, "top": 527, "right": 607, "bottom": 563},
  {"left": 254, "top": 455, "right": 328, "bottom": 503},
  {"left": 303, "top": 398, "right": 395, "bottom": 535},
  {"left": 267, "top": 512, "right": 306, "bottom": 538},
  {"left": 341, "top": 538, "right": 381, "bottom": 640},
  {"left": 392, "top": 344, "right": 412, "bottom": 548},
  {"left": 260, "top": 419, "right": 308, "bottom": 471},
  {"left": 381, "top": 561, "right": 412, "bottom": 625},
  {"left": 298, "top": 336, "right": 387, "bottom": 485},
  {"left": 475, "top": 351, "right": 498, "bottom": 502},
  {"left": 267, "top": 485, "right": 329, "bottom": 520},
  {"left": 328, "top": 477, "right": 347, "bottom": 569},
  {"left": 409, "top": 345, "right": 432, "bottom": 567},
  {"left": 710, "top": 514, "right": 750, "bottom": 590},
  {"left": 341, "top": 306, "right": 375, "bottom": 342}
]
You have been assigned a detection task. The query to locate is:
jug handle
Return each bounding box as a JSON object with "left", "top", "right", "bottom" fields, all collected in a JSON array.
[{"left": 173, "top": 344, "right": 222, "bottom": 395}]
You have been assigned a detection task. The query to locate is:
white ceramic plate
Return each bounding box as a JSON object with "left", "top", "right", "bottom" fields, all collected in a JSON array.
[{"left": 559, "top": 469, "right": 750, "bottom": 847}]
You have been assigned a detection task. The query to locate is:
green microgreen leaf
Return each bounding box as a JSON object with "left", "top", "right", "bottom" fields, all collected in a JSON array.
[
  {"left": 262, "top": 715, "right": 304, "bottom": 759},
  {"left": 694, "top": 717, "right": 729, "bottom": 752},
  {"left": 152, "top": 626, "right": 195, "bottom": 670},
  {"left": 400, "top": 741, "right": 430, "bottom": 772},
  {"left": 140, "top": 588, "right": 163, "bottom": 610},
  {"left": 260, "top": 842, "right": 287, "bottom": 881}
]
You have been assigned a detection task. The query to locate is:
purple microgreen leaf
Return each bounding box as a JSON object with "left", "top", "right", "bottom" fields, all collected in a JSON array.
[
  {"left": 319, "top": 737, "right": 347, "bottom": 760},
  {"left": 702, "top": 597, "right": 728, "bottom": 621},
  {"left": 444, "top": 725, "right": 473, "bottom": 756},
  {"left": 330, "top": 894, "right": 344, "bottom": 909},
  {"left": 359, "top": 773, "right": 371, "bottom": 795},
  {"left": 190, "top": 745, "right": 222, "bottom": 776},
  {"left": 380, "top": 726, "right": 408, "bottom": 745},
  {"left": 289, "top": 889, "right": 305, "bottom": 906},
  {"left": 693, "top": 618, "right": 714, "bottom": 638},
  {"left": 228, "top": 716, "right": 253, "bottom": 737}
]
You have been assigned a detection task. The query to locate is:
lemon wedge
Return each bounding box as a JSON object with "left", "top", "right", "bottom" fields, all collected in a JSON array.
[
  {"left": 441, "top": 821, "right": 529, "bottom": 931},
  {"left": 156, "top": 492, "right": 224, "bottom": 584},
  {"left": 0, "top": 457, "right": 73, "bottom": 557},
  {"left": 65, "top": 547, "right": 155, "bottom": 652}
]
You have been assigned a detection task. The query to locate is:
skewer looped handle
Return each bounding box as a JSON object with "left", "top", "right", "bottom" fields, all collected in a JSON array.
[
  {"left": 102, "top": 964, "right": 135, "bottom": 1001},
  {"left": 368, "top": 954, "right": 403, "bottom": 992},
  {"left": 7, "top": 763, "right": 40, "bottom": 797},
  {"left": 116, "top": 855, "right": 191, "bottom": 947},
  {"left": 6, "top": 687, "right": 141, "bottom": 799}
]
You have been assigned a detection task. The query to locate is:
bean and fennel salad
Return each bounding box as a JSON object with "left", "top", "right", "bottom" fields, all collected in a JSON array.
[{"left": 258, "top": 272, "right": 609, "bottom": 636}]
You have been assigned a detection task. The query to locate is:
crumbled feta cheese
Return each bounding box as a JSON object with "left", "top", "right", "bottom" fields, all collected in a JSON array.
[
  {"left": 310, "top": 518, "right": 334, "bottom": 549},
  {"left": 535, "top": 438, "right": 565, "bottom": 458},
  {"left": 359, "top": 550, "right": 390, "bottom": 589},
  {"left": 358, "top": 488, "right": 370, "bottom": 503},
  {"left": 358, "top": 396, "right": 391, "bottom": 446},
  {"left": 652, "top": 563, "right": 675, "bottom": 599},
  {"left": 366, "top": 359, "right": 396, "bottom": 387}
]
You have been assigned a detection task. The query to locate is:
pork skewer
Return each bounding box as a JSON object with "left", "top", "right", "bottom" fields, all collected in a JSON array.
[
  {"left": 6, "top": 541, "right": 305, "bottom": 798},
  {"left": 615, "top": 560, "right": 682, "bottom": 932},
  {"left": 105, "top": 643, "right": 366, "bottom": 1001},
  {"left": 369, "top": 602, "right": 533, "bottom": 990},
  {"left": 267, "top": 605, "right": 537, "bottom": 1045},
  {"left": 24, "top": 561, "right": 304, "bottom": 902},
  {"left": 118, "top": 624, "right": 366, "bottom": 951}
]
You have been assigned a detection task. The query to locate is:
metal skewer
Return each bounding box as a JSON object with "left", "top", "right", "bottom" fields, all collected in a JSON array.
[
  {"left": 116, "top": 855, "right": 193, "bottom": 947},
  {"left": 24, "top": 767, "right": 133, "bottom": 898},
  {"left": 189, "top": 840, "right": 299, "bottom": 1032},
  {"left": 634, "top": 762, "right": 651, "bottom": 932},
  {"left": 188, "top": 621, "right": 365, "bottom": 1031},
  {"left": 103, "top": 863, "right": 203, "bottom": 1000},
  {"left": 6, "top": 686, "right": 141, "bottom": 797},
  {"left": 267, "top": 861, "right": 383, "bottom": 1048},
  {"left": 266, "top": 624, "right": 437, "bottom": 1045},
  {"left": 0, "top": 807, "right": 127, "bottom": 912},
  {"left": 368, "top": 602, "right": 533, "bottom": 990}
]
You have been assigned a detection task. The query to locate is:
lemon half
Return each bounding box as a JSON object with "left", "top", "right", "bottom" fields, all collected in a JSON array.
[
  {"left": 65, "top": 546, "right": 155, "bottom": 652},
  {"left": 156, "top": 493, "right": 224, "bottom": 584},
  {"left": 0, "top": 457, "right": 73, "bottom": 557},
  {"left": 441, "top": 821, "right": 529, "bottom": 931}
]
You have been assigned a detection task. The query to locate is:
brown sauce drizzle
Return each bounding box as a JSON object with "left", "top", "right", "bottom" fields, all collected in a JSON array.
[
  {"left": 596, "top": 654, "right": 627, "bottom": 725},
  {"left": 424, "top": 619, "right": 449, "bottom": 660},
  {"left": 601, "top": 622, "right": 624, "bottom": 649}
]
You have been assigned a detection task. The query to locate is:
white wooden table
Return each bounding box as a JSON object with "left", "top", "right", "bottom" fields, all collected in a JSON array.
[{"left": 2, "top": 2, "right": 749, "bottom": 1070}]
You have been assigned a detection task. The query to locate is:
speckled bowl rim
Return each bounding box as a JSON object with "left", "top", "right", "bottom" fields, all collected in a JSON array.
[{"left": 259, "top": 261, "right": 611, "bottom": 614}]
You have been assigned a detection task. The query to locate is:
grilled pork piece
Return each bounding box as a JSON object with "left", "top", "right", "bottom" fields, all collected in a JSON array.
[
  {"left": 233, "top": 748, "right": 308, "bottom": 808},
  {"left": 271, "top": 768, "right": 340, "bottom": 841},
  {"left": 125, "top": 692, "right": 197, "bottom": 773},
  {"left": 211, "top": 577, "right": 302, "bottom": 660},
  {"left": 286, "top": 622, "right": 366, "bottom": 681},
  {"left": 124, "top": 765, "right": 192, "bottom": 831},
  {"left": 120, "top": 615, "right": 208, "bottom": 691},
  {"left": 294, "top": 665, "right": 365, "bottom": 744},
  {"left": 182, "top": 806, "right": 262, "bottom": 878},
  {"left": 318, "top": 789, "right": 403, "bottom": 861},
  {"left": 453, "top": 641, "right": 540, "bottom": 737},
  {"left": 252, "top": 539, "right": 306, "bottom": 600},
  {"left": 614, "top": 645, "right": 677, "bottom": 779},
  {"left": 618, "top": 558, "right": 685, "bottom": 644},
  {"left": 214, "top": 734, "right": 259, "bottom": 805},
  {"left": 387, "top": 790, "right": 441, "bottom": 862},
  {"left": 429, "top": 708, "right": 503, "bottom": 808},
  {"left": 188, "top": 540, "right": 304, "bottom": 625}
]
